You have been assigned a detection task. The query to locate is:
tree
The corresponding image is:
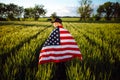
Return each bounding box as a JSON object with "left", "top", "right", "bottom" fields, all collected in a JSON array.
[
  {"left": 97, "top": 2, "right": 120, "bottom": 21},
  {"left": 78, "top": 0, "right": 93, "bottom": 21},
  {"left": 24, "top": 5, "right": 46, "bottom": 20},
  {"left": 0, "top": 3, "right": 24, "bottom": 20},
  {"left": 50, "top": 12, "right": 57, "bottom": 19},
  {"left": 24, "top": 8, "right": 34, "bottom": 18},
  {"left": 112, "top": 2, "right": 120, "bottom": 20},
  {"left": 97, "top": 5, "right": 104, "bottom": 18},
  {"left": 6, "top": 3, "right": 24, "bottom": 20},
  {"left": 33, "top": 5, "right": 46, "bottom": 20},
  {"left": 0, "top": 3, "right": 7, "bottom": 20},
  {"left": 16, "top": 6, "right": 24, "bottom": 20}
]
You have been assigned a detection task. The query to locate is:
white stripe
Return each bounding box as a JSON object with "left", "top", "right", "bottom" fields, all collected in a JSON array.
[
  {"left": 60, "top": 34, "right": 72, "bottom": 37},
  {"left": 60, "top": 28, "right": 68, "bottom": 31},
  {"left": 41, "top": 45, "right": 79, "bottom": 50},
  {"left": 39, "top": 55, "right": 72, "bottom": 61},
  {"left": 40, "top": 50, "right": 81, "bottom": 56},
  {"left": 61, "top": 39, "right": 75, "bottom": 42}
]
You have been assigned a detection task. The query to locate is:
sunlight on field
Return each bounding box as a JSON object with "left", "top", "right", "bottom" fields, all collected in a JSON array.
[{"left": 0, "top": 21, "right": 120, "bottom": 80}]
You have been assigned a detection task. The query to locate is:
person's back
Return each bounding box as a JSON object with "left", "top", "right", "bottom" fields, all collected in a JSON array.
[{"left": 39, "top": 17, "right": 82, "bottom": 80}]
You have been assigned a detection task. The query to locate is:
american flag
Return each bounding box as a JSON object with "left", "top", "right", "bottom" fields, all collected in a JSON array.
[{"left": 39, "top": 27, "right": 82, "bottom": 64}]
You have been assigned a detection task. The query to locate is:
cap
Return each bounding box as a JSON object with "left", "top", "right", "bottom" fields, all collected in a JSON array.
[{"left": 51, "top": 18, "right": 62, "bottom": 23}]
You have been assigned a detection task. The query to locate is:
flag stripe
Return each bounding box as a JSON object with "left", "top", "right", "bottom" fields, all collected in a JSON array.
[
  {"left": 39, "top": 54, "right": 82, "bottom": 64},
  {"left": 40, "top": 50, "right": 80, "bottom": 56},
  {"left": 61, "top": 42, "right": 77, "bottom": 45},
  {"left": 39, "top": 56, "right": 74, "bottom": 64},
  {"left": 40, "top": 55, "right": 72, "bottom": 61},
  {"left": 41, "top": 47, "right": 80, "bottom": 52},
  {"left": 60, "top": 34, "right": 72, "bottom": 37},
  {"left": 60, "top": 31, "right": 70, "bottom": 34},
  {"left": 60, "top": 40, "right": 75, "bottom": 42},
  {"left": 39, "top": 53, "right": 82, "bottom": 58},
  {"left": 60, "top": 28, "right": 67, "bottom": 31},
  {"left": 60, "top": 36, "right": 74, "bottom": 39},
  {"left": 41, "top": 45, "right": 79, "bottom": 50}
]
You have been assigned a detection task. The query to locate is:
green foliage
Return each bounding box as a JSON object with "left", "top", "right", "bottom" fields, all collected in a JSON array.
[
  {"left": 0, "top": 21, "right": 120, "bottom": 80},
  {"left": 97, "top": 2, "right": 120, "bottom": 21},
  {"left": 0, "top": 3, "right": 24, "bottom": 20},
  {"left": 50, "top": 12, "right": 57, "bottom": 19},
  {"left": 78, "top": 0, "right": 93, "bottom": 21},
  {"left": 64, "top": 23, "right": 120, "bottom": 80},
  {"left": 0, "top": 3, "right": 46, "bottom": 21},
  {"left": 24, "top": 5, "right": 46, "bottom": 21}
]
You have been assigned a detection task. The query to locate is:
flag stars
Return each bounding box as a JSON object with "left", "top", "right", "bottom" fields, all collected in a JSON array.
[
  {"left": 54, "top": 36, "right": 56, "bottom": 39},
  {"left": 57, "top": 42, "right": 59, "bottom": 45},
  {"left": 51, "top": 35, "right": 53, "bottom": 37},
  {"left": 54, "top": 32, "right": 56, "bottom": 35},
  {"left": 49, "top": 37, "right": 51, "bottom": 39},
  {"left": 50, "top": 41, "right": 52, "bottom": 43},
  {"left": 56, "top": 30, "right": 58, "bottom": 32},
  {"left": 43, "top": 28, "right": 60, "bottom": 47},
  {"left": 56, "top": 34, "right": 58, "bottom": 37}
]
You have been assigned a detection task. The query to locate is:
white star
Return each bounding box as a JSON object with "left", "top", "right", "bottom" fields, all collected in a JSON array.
[
  {"left": 54, "top": 32, "right": 56, "bottom": 35},
  {"left": 50, "top": 41, "right": 52, "bottom": 43},
  {"left": 48, "top": 43, "right": 50, "bottom": 45},
  {"left": 52, "top": 39, "right": 54, "bottom": 41},
  {"left": 56, "top": 35, "right": 58, "bottom": 37},
  {"left": 56, "top": 30, "right": 58, "bottom": 32}
]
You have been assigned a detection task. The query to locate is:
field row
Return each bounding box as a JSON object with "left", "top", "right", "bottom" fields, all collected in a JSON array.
[
  {"left": 0, "top": 21, "right": 120, "bottom": 80},
  {"left": 63, "top": 23, "right": 120, "bottom": 80},
  {"left": 0, "top": 22, "right": 54, "bottom": 80}
]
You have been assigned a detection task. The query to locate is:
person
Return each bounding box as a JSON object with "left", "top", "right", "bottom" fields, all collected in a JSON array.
[
  {"left": 51, "top": 17, "right": 63, "bottom": 28},
  {"left": 39, "top": 17, "right": 82, "bottom": 64},
  {"left": 50, "top": 17, "right": 67, "bottom": 80},
  {"left": 39, "top": 17, "right": 82, "bottom": 80}
]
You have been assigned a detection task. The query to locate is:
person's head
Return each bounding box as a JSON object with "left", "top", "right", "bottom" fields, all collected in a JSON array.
[{"left": 51, "top": 18, "right": 62, "bottom": 28}]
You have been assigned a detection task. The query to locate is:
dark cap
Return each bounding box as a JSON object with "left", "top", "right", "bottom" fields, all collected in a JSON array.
[{"left": 51, "top": 18, "right": 62, "bottom": 23}]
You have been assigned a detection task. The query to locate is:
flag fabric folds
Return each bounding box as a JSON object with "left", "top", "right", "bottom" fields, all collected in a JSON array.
[{"left": 39, "top": 27, "right": 82, "bottom": 64}]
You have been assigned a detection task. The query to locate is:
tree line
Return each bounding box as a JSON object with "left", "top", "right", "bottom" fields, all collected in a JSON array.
[
  {"left": 78, "top": 0, "right": 120, "bottom": 21},
  {"left": 0, "top": 0, "right": 120, "bottom": 21},
  {"left": 0, "top": 3, "right": 46, "bottom": 21}
]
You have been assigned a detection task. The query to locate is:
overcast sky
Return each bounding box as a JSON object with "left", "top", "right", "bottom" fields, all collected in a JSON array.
[{"left": 0, "top": 0, "right": 119, "bottom": 16}]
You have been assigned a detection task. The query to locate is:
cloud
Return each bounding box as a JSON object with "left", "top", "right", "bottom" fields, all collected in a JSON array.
[
  {"left": 92, "top": 4, "right": 100, "bottom": 14},
  {"left": 46, "top": 6, "right": 78, "bottom": 17}
]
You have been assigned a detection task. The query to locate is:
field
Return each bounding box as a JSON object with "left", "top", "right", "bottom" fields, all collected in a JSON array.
[{"left": 0, "top": 21, "right": 120, "bottom": 80}]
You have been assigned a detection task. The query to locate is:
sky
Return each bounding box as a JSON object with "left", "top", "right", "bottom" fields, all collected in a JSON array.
[{"left": 0, "top": 0, "right": 119, "bottom": 17}]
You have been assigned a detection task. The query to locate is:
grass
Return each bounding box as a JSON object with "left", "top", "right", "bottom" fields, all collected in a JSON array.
[{"left": 0, "top": 21, "right": 120, "bottom": 80}]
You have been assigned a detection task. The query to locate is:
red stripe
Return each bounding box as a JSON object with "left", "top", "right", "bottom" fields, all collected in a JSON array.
[
  {"left": 39, "top": 57, "right": 73, "bottom": 64},
  {"left": 60, "top": 36, "right": 74, "bottom": 39},
  {"left": 60, "top": 31, "right": 69, "bottom": 34},
  {"left": 39, "top": 53, "right": 81, "bottom": 59},
  {"left": 39, "top": 55, "right": 82, "bottom": 64},
  {"left": 41, "top": 48, "right": 80, "bottom": 52},
  {"left": 61, "top": 42, "right": 77, "bottom": 45}
]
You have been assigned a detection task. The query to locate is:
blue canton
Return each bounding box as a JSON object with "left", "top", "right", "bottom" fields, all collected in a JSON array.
[{"left": 43, "top": 28, "right": 60, "bottom": 47}]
